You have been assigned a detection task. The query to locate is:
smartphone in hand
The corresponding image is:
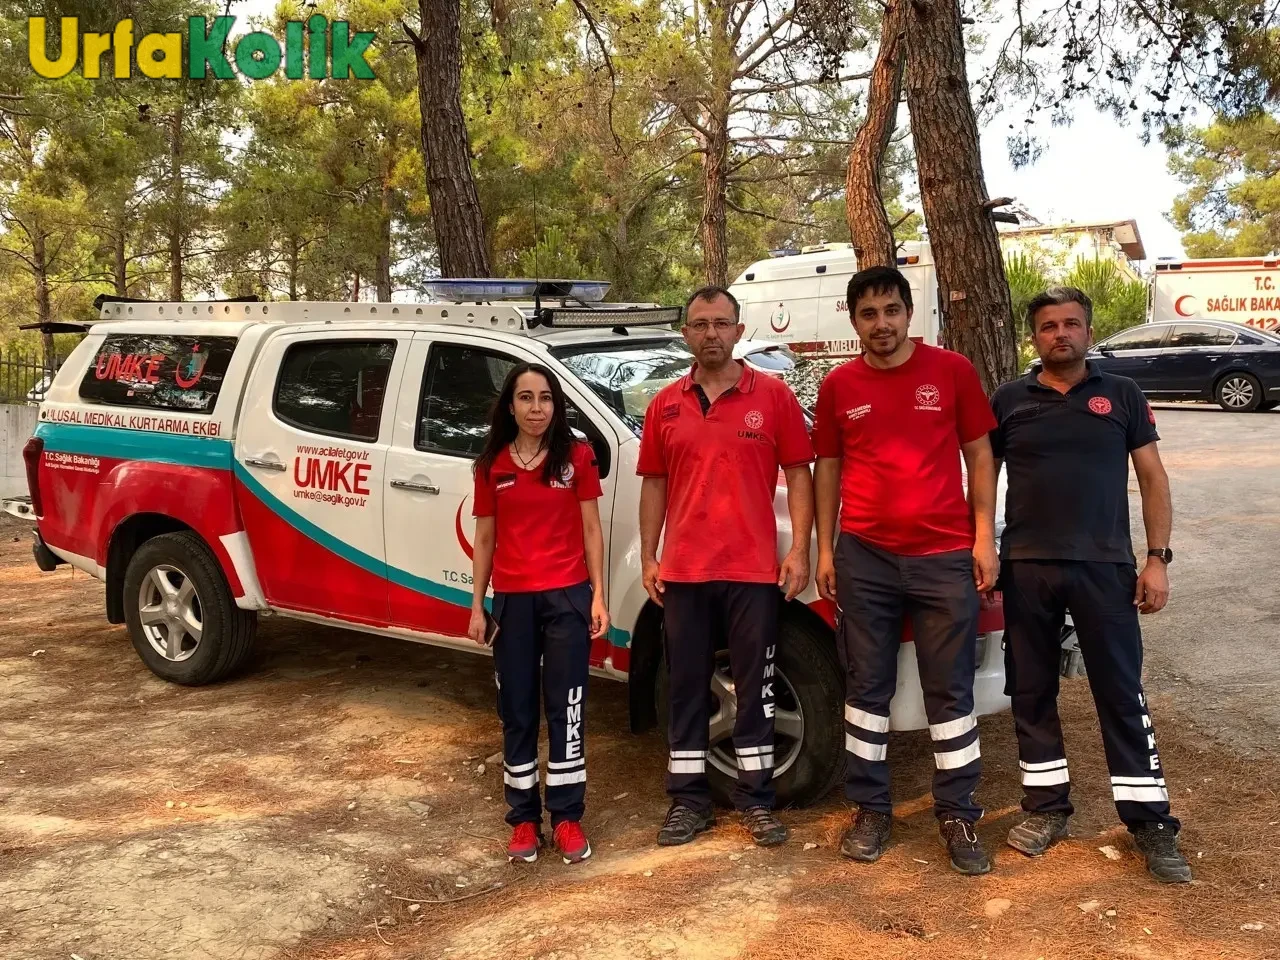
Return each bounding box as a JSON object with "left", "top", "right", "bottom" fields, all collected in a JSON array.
[{"left": 483, "top": 611, "right": 501, "bottom": 646}]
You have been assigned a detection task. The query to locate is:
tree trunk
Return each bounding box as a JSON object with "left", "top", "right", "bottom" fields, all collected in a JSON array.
[
  {"left": 168, "top": 103, "right": 184, "bottom": 300},
  {"left": 376, "top": 178, "right": 393, "bottom": 301},
  {"left": 113, "top": 223, "right": 127, "bottom": 296},
  {"left": 699, "top": 123, "right": 730, "bottom": 287},
  {"left": 846, "top": 0, "right": 907, "bottom": 269},
  {"left": 904, "top": 0, "right": 1017, "bottom": 391},
  {"left": 288, "top": 237, "right": 299, "bottom": 301},
  {"left": 699, "top": 3, "right": 732, "bottom": 287},
  {"left": 32, "top": 227, "right": 53, "bottom": 371},
  {"left": 411, "top": 0, "right": 492, "bottom": 278}
]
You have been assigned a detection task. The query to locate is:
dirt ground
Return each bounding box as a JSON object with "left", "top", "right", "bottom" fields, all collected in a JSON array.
[{"left": 2, "top": 406, "right": 1279, "bottom": 960}]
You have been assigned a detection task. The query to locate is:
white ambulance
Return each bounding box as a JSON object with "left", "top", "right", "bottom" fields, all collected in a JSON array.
[
  {"left": 1150, "top": 255, "right": 1280, "bottom": 334},
  {"left": 728, "top": 242, "right": 941, "bottom": 358},
  {"left": 21, "top": 282, "right": 1014, "bottom": 808}
]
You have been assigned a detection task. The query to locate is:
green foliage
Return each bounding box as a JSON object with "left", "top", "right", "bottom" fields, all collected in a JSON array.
[
  {"left": 1004, "top": 252, "right": 1050, "bottom": 339},
  {"left": 1168, "top": 110, "right": 1280, "bottom": 258},
  {"left": 1063, "top": 256, "right": 1147, "bottom": 340}
]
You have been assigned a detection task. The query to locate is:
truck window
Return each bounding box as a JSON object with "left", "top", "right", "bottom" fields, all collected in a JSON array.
[
  {"left": 78, "top": 334, "right": 238, "bottom": 413},
  {"left": 274, "top": 340, "right": 396, "bottom": 442},
  {"left": 416, "top": 344, "right": 517, "bottom": 457}
]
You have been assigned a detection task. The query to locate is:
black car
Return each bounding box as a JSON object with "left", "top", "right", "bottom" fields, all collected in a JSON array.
[{"left": 1088, "top": 320, "right": 1280, "bottom": 412}]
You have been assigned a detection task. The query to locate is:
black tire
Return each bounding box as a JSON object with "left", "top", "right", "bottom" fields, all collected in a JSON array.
[
  {"left": 658, "top": 612, "right": 845, "bottom": 809},
  {"left": 1259, "top": 400, "right": 1279, "bottom": 412},
  {"left": 122, "top": 531, "right": 257, "bottom": 685},
  {"left": 1214, "top": 371, "right": 1263, "bottom": 412}
]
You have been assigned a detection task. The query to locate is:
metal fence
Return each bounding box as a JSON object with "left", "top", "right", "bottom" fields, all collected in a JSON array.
[{"left": 0, "top": 350, "right": 64, "bottom": 405}]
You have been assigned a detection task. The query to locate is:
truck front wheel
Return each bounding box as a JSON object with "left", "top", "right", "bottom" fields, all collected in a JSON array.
[
  {"left": 122, "top": 532, "right": 257, "bottom": 685},
  {"left": 659, "top": 612, "right": 845, "bottom": 809}
]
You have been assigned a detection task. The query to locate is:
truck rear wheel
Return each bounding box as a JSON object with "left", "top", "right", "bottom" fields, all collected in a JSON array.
[
  {"left": 122, "top": 532, "right": 257, "bottom": 685},
  {"left": 658, "top": 612, "right": 845, "bottom": 809}
]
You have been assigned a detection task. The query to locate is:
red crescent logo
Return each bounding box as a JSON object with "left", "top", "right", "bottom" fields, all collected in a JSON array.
[
  {"left": 1174, "top": 295, "right": 1196, "bottom": 318},
  {"left": 770, "top": 304, "right": 790, "bottom": 333},
  {"left": 455, "top": 497, "right": 474, "bottom": 560}
]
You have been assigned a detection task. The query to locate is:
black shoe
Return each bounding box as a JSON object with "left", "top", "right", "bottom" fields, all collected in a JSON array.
[
  {"left": 839, "top": 808, "right": 893, "bottom": 863},
  {"left": 1132, "top": 823, "right": 1192, "bottom": 883},
  {"left": 657, "top": 802, "right": 715, "bottom": 847},
  {"left": 742, "top": 807, "right": 788, "bottom": 847},
  {"left": 940, "top": 818, "right": 992, "bottom": 875},
  {"left": 1007, "top": 811, "right": 1070, "bottom": 857}
]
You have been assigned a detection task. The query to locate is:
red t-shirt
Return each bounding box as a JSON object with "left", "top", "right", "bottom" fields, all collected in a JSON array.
[
  {"left": 472, "top": 441, "right": 602, "bottom": 593},
  {"left": 812, "top": 344, "right": 996, "bottom": 556},
  {"left": 637, "top": 362, "right": 815, "bottom": 583}
]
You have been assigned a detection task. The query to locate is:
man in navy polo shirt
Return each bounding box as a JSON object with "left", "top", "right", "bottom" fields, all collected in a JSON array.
[
  {"left": 991, "top": 286, "right": 1191, "bottom": 883},
  {"left": 638, "top": 286, "right": 815, "bottom": 848}
]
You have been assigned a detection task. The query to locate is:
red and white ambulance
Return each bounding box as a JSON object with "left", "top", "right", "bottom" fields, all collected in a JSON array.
[
  {"left": 22, "top": 284, "right": 1010, "bottom": 807},
  {"left": 1150, "top": 255, "right": 1280, "bottom": 333}
]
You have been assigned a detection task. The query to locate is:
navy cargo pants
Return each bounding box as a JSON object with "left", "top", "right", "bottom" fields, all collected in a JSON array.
[
  {"left": 492, "top": 582, "right": 592, "bottom": 828},
  {"left": 835, "top": 533, "right": 984, "bottom": 822},
  {"left": 1002, "top": 560, "right": 1179, "bottom": 833},
  {"left": 663, "top": 581, "right": 780, "bottom": 813}
]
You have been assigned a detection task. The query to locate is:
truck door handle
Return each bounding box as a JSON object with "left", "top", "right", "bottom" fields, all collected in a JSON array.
[
  {"left": 244, "top": 457, "right": 286, "bottom": 472},
  {"left": 391, "top": 479, "right": 440, "bottom": 495}
]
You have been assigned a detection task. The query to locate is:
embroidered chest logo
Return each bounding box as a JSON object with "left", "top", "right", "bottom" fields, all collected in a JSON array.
[
  {"left": 914, "top": 383, "right": 941, "bottom": 411},
  {"left": 744, "top": 409, "right": 764, "bottom": 430},
  {"left": 551, "top": 462, "right": 575, "bottom": 489},
  {"left": 846, "top": 403, "right": 871, "bottom": 421},
  {"left": 1088, "top": 396, "right": 1113, "bottom": 416},
  {"left": 662, "top": 403, "right": 680, "bottom": 421},
  {"left": 495, "top": 473, "right": 517, "bottom": 492}
]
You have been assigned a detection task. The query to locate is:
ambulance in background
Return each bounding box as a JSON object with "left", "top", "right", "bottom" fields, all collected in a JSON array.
[
  {"left": 728, "top": 241, "right": 940, "bottom": 358},
  {"left": 1150, "top": 255, "right": 1280, "bottom": 334}
]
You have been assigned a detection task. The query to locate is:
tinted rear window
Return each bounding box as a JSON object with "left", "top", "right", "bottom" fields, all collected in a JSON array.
[{"left": 79, "top": 334, "right": 238, "bottom": 413}]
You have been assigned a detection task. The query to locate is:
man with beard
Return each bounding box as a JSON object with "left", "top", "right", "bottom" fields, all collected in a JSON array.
[
  {"left": 991, "top": 287, "right": 1190, "bottom": 883},
  {"left": 638, "top": 286, "right": 815, "bottom": 848},
  {"left": 813, "top": 265, "right": 999, "bottom": 874}
]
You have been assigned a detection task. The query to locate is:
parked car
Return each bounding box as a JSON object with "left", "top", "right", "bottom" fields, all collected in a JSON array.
[
  {"left": 23, "top": 286, "right": 1012, "bottom": 808},
  {"left": 735, "top": 339, "right": 800, "bottom": 378},
  {"left": 1089, "top": 319, "right": 1280, "bottom": 412}
]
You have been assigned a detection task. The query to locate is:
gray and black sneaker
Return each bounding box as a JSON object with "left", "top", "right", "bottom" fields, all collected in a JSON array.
[
  {"left": 940, "top": 818, "right": 992, "bottom": 875},
  {"left": 839, "top": 808, "right": 893, "bottom": 863},
  {"left": 657, "top": 802, "right": 715, "bottom": 847},
  {"left": 1007, "top": 811, "right": 1071, "bottom": 857},
  {"left": 1132, "top": 823, "right": 1192, "bottom": 883},
  {"left": 742, "top": 806, "right": 788, "bottom": 847}
]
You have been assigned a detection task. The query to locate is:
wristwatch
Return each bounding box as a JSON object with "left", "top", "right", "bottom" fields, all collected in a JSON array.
[{"left": 1147, "top": 547, "right": 1173, "bottom": 564}]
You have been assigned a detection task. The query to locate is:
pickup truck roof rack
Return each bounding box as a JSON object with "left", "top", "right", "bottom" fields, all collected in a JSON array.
[{"left": 94, "top": 298, "right": 683, "bottom": 334}]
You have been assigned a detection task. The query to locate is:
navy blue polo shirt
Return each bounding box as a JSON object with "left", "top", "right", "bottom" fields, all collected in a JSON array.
[{"left": 990, "top": 362, "right": 1159, "bottom": 563}]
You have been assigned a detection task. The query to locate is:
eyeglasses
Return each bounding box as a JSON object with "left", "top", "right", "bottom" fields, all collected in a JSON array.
[{"left": 685, "top": 320, "right": 738, "bottom": 334}]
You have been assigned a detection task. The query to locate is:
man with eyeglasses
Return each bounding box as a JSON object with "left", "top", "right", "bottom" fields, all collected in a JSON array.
[{"left": 638, "top": 286, "right": 815, "bottom": 848}]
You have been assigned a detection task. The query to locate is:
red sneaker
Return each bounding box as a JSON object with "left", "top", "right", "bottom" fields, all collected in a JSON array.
[
  {"left": 507, "top": 822, "right": 543, "bottom": 863},
  {"left": 553, "top": 821, "right": 592, "bottom": 864}
]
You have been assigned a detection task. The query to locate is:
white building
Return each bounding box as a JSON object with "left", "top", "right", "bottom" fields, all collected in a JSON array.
[{"left": 997, "top": 219, "right": 1147, "bottom": 282}]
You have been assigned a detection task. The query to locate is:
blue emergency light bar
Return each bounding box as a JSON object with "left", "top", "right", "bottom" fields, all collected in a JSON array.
[{"left": 425, "top": 279, "right": 611, "bottom": 303}]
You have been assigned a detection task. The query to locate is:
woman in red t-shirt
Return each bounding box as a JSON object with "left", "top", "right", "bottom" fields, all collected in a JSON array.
[{"left": 467, "top": 362, "right": 609, "bottom": 866}]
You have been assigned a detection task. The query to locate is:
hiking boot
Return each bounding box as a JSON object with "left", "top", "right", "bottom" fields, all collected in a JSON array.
[
  {"left": 940, "top": 818, "right": 992, "bottom": 875},
  {"left": 838, "top": 808, "right": 893, "bottom": 863},
  {"left": 657, "top": 802, "right": 715, "bottom": 846},
  {"left": 507, "top": 821, "right": 543, "bottom": 863},
  {"left": 742, "top": 807, "right": 788, "bottom": 847},
  {"left": 1132, "top": 823, "right": 1192, "bottom": 883},
  {"left": 1007, "top": 811, "right": 1071, "bottom": 857},
  {"left": 553, "top": 821, "right": 592, "bottom": 864}
]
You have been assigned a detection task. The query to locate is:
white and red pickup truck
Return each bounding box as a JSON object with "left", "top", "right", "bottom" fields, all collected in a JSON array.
[{"left": 20, "top": 284, "right": 1011, "bottom": 807}]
